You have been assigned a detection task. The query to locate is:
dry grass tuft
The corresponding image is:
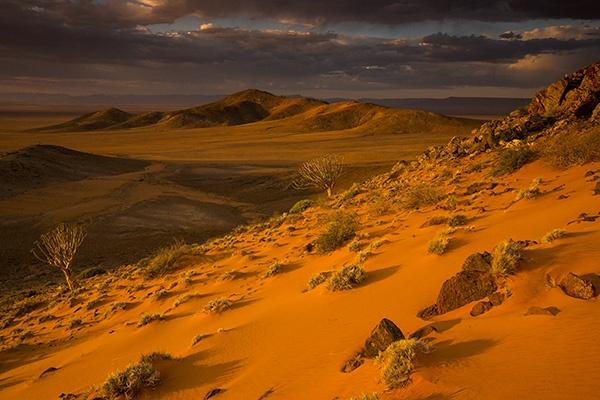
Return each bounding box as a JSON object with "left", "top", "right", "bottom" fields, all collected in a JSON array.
[
  {"left": 203, "top": 298, "right": 232, "bottom": 314},
  {"left": 540, "top": 127, "right": 600, "bottom": 168},
  {"left": 491, "top": 146, "right": 536, "bottom": 176},
  {"left": 401, "top": 183, "right": 445, "bottom": 209},
  {"left": 307, "top": 271, "right": 332, "bottom": 290},
  {"left": 515, "top": 178, "right": 542, "bottom": 201},
  {"left": 316, "top": 212, "right": 358, "bottom": 253},
  {"left": 142, "top": 240, "right": 191, "bottom": 279},
  {"left": 327, "top": 264, "right": 366, "bottom": 291},
  {"left": 101, "top": 360, "right": 160, "bottom": 400},
  {"left": 377, "top": 339, "right": 420, "bottom": 389},
  {"left": 137, "top": 313, "right": 164, "bottom": 327},
  {"left": 542, "top": 229, "right": 567, "bottom": 243},
  {"left": 428, "top": 233, "right": 450, "bottom": 255},
  {"left": 491, "top": 239, "right": 523, "bottom": 276}
]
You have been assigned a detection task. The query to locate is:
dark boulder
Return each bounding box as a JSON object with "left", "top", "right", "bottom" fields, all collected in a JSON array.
[
  {"left": 362, "top": 318, "right": 405, "bottom": 358},
  {"left": 416, "top": 304, "right": 439, "bottom": 320},
  {"left": 462, "top": 252, "right": 492, "bottom": 272},
  {"left": 559, "top": 273, "right": 595, "bottom": 299},
  {"left": 525, "top": 306, "right": 561, "bottom": 316},
  {"left": 489, "top": 292, "right": 505, "bottom": 306},
  {"left": 409, "top": 324, "right": 439, "bottom": 340},
  {"left": 436, "top": 270, "right": 497, "bottom": 314},
  {"left": 470, "top": 301, "right": 493, "bottom": 317}
]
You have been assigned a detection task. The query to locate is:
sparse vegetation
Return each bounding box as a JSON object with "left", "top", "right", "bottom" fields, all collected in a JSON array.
[
  {"left": 542, "top": 229, "right": 567, "bottom": 243},
  {"left": 219, "top": 270, "right": 239, "bottom": 281},
  {"left": 491, "top": 239, "right": 523, "bottom": 276},
  {"left": 101, "top": 360, "right": 160, "bottom": 400},
  {"left": 192, "top": 334, "right": 209, "bottom": 346},
  {"left": 327, "top": 264, "right": 366, "bottom": 291},
  {"left": 316, "top": 212, "right": 358, "bottom": 253},
  {"left": 142, "top": 240, "right": 190, "bottom": 279},
  {"left": 540, "top": 128, "right": 600, "bottom": 168},
  {"left": 515, "top": 178, "right": 542, "bottom": 201},
  {"left": 68, "top": 318, "right": 82, "bottom": 330},
  {"left": 292, "top": 153, "right": 345, "bottom": 197},
  {"left": 32, "top": 223, "right": 87, "bottom": 292},
  {"left": 203, "top": 298, "right": 232, "bottom": 314},
  {"left": 428, "top": 232, "right": 450, "bottom": 255},
  {"left": 137, "top": 313, "right": 164, "bottom": 327},
  {"left": 307, "top": 271, "right": 332, "bottom": 289},
  {"left": 341, "top": 183, "right": 363, "bottom": 202},
  {"left": 349, "top": 394, "right": 379, "bottom": 400},
  {"left": 264, "top": 262, "right": 283, "bottom": 278},
  {"left": 448, "top": 214, "right": 468, "bottom": 227},
  {"left": 491, "top": 146, "right": 536, "bottom": 176},
  {"left": 139, "top": 352, "right": 172, "bottom": 364},
  {"left": 422, "top": 215, "right": 448, "bottom": 227},
  {"left": 289, "top": 199, "right": 313, "bottom": 214},
  {"left": 401, "top": 183, "right": 445, "bottom": 209},
  {"left": 377, "top": 339, "right": 420, "bottom": 389},
  {"left": 152, "top": 288, "right": 169, "bottom": 301}
]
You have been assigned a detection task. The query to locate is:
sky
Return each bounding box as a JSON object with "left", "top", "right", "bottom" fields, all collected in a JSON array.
[{"left": 1, "top": 1, "right": 599, "bottom": 98}]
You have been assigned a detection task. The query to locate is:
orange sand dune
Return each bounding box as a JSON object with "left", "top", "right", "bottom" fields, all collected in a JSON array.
[{"left": 1, "top": 155, "right": 599, "bottom": 399}]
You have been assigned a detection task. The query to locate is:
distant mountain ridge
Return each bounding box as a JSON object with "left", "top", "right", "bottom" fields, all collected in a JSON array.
[{"left": 33, "top": 89, "right": 481, "bottom": 134}]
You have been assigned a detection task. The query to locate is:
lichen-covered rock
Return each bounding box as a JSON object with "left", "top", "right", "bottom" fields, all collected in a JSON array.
[
  {"left": 436, "top": 270, "right": 497, "bottom": 314},
  {"left": 362, "top": 318, "right": 405, "bottom": 358},
  {"left": 559, "top": 273, "right": 595, "bottom": 300}
]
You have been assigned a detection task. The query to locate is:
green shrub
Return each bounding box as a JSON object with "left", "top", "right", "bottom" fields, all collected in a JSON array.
[
  {"left": 491, "top": 239, "right": 522, "bottom": 276},
  {"left": 540, "top": 128, "right": 600, "bottom": 168},
  {"left": 448, "top": 214, "right": 468, "bottom": 227},
  {"left": 289, "top": 199, "right": 313, "bottom": 214},
  {"left": 378, "top": 339, "right": 419, "bottom": 389},
  {"left": 307, "top": 271, "right": 332, "bottom": 289},
  {"left": 327, "top": 264, "right": 366, "bottom": 291},
  {"left": 428, "top": 233, "right": 450, "bottom": 255},
  {"left": 137, "top": 313, "right": 164, "bottom": 327},
  {"left": 401, "top": 183, "right": 445, "bottom": 209},
  {"left": 491, "top": 146, "right": 536, "bottom": 176},
  {"left": 315, "top": 212, "right": 358, "bottom": 253},
  {"left": 203, "top": 298, "right": 232, "bottom": 314},
  {"left": 542, "top": 229, "right": 567, "bottom": 243},
  {"left": 142, "top": 241, "right": 190, "bottom": 279},
  {"left": 102, "top": 361, "right": 159, "bottom": 400}
]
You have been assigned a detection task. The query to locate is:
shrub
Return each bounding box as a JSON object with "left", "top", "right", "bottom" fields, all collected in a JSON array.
[
  {"left": 378, "top": 339, "right": 419, "bottom": 389},
  {"left": 348, "top": 239, "right": 361, "bottom": 252},
  {"left": 421, "top": 215, "right": 448, "bottom": 227},
  {"left": 448, "top": 214, "right": 468, "bottom": 227},
  {"left": 137, "top": 313, "right": 164, "bottom": 327},
  {"left": 291, "top": 154, "right": 345, "bottom": 197},
  {"left": 68, "top": 319, "right": 82, "bottom": 330},
  {"left": 139, "top": 352, "right": 172, "bottom": 364},
  {"left": 315, "top": 212, "right": 358, "bottom": 253},
  {"left": 540, "top": 128, "right": 600, "bottom": 168},
  {"left": 289, "top": 199, "right": 314, "bottom": 214},
  {"left": 350, "top": 394, "right": 379, "bottom": 400},
  {"left": 203, "top": 298, "right": 232, "bottom": 314},
  {"left": 102, "top": 361, "right": 159, "bottom": 400},
  {"left": 142, "top": 240, "right": 190, "bottom": 279},
  {"left": 491, "top": 146, "right": 536, "bottom": 176},
  {"left": 428, "top": 233, "right": 450, "bottom": 255},
  {"left": 542, "top": 229, "right": 567, "bottom": 243},
  {"left": 219, "top": 270, "right": 239, "bottom": 281},
  {"left": 152, "top": 289, "right": 169, "bottom": 301},
  {"left": 401, "top": 183, "right": 445, "bottom": 209},
  {"left": 327, "top": 265, "right": 366, "bottom": 291},
  {"left": 307, "top": 271, "right": 332, "bottom": 289},
  {"left": 342, "top": 183, "right": 363, "bottom": 202},
  {"left": 263, "top": 262, "right": 283, "bottom": 278},
  {"left": 515, "top": 178, "right": 542, "bottom": 201},
  {"left": 491, "top": 239, "right": 523, "bottom": 276}
]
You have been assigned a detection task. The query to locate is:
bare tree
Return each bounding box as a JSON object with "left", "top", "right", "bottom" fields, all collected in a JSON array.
[
  {"left": 292, "top": 154, "right": 345, "bottom": 197},
  {"left": 32, "top": 223, "right": 87, "bottom": 291}
]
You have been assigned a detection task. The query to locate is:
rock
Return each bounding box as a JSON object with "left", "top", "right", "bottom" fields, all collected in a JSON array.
[
  {"left": 594, "top": 182, "right": 600, "bottom": 196},
  {"left": 488, "top": 292, "right": 505, "bottom": 306},
  {"left": 436, "top": 270, "right": 497, "bottom": 314},
  {"left": 416, "top": 304, "right": 439, "bottom": 320},
  {"left": 470, "top": 301, "right": 493, "bottom": 317},
  {"left": 559, "top": 272, "right": 595, "bottom": 299},
  {"left": 525, "top": 306, "right": 561, "bottom": 316},
  {"left": 39, "top": 366, "right": 58, "bottom": 378},
  {"left": 362, "top": 318, "right": 405, "bottom": 358},
  {"left": 204, "top": 388, "right": 225, "bottom": 399},
  {"left": 341, "top": 351, "right": 364, "bottom": 373},
  {"left": 462, "top": 252, "right": 492, "bottom": 272},
  {"left": 409, "top": 324, "right": 439, "bottom": 340}
]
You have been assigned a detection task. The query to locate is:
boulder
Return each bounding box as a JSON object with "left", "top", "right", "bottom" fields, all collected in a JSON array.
[
  {"left": 462, "top": 252, "right": 492, "bottom": 272},
  {"left": 470, "top": 301, "right": 493, "bottom": 317},
  {"left": 559, "top": 273, "right": 595, "bottom": 299},
  {"left": 362, "top": 318, "right": 405, "bottom": 358},
  {"left": 416, "top": 304, "right": 439, "bottom": 320},
  {"left": 489, "top": 292, "right": 505, "bottom": 306},
  {"left": 436, "top": 270, "right": 497, "bottom": 314},
  {"left": 524, "top": 306, "right": 560, "bottom": 316}
]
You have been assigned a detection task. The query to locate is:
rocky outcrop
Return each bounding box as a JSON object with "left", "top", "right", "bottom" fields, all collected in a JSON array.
[{"left": 559, "top": 273, "right": 595, "bottom": 300}]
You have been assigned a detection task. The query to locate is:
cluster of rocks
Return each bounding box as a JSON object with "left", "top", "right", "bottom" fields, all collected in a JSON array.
[{"left": 410, "top": 62, "right": 600, "bottom": 166}]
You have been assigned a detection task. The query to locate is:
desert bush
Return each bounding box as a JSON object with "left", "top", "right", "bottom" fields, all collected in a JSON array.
[
  {"left": 378, "top": 339, "right": 419, "bottom": 389},
  {"left": 515, "top": 178, "right": 542, "bottom": 201},
  {"left": 142, "top": 240, "right": 190, "bottom": 279},
  {"left": 401, "top": 183, "right": 445, "bottom": 209},
  {"left": 203, "top": 298, "right": 232, "bottom": 314},
  {"left": 139, "top": 352, "right": 172, "bottom": 364},
  {"left": 491, "top": 239, "right": 523, "bottom": 276},
  {"left": 491, "top": 146, "right": 536, "bottom": 176},
  {"left": 137, "top": 313, "right": 164, "bottom": 327},
  {"left": 327, "top": 264, "right": 366, "bottom": 291},
  {"left": 428, "top": 233, "right": 450, "bottom": 255},
  {"left": 542, "top": 229, "right": 567, "bottom": 243},
  {"left": 356, "top": 249, "right": 373, "bottom": 263},
  {"left": 540, "top": 128, "right": 600, "bottom": 168},
  {"left": 341, "top": 183, "right": 363, "bottom": 202},
  {"left": 102, "top": 361, "right": 159, "bottom": 400},
  {"left": 152, "top": 289, "right": 169, "bottom": 301},
  {"left": 68, "top": 319, "right": 82, "bottom": 330},
  {"left": 441, "top": 194, "right": 457, "bottom": 211},
  {"left": 219, "top": 270, "right": 239, "bottom": 281},
  {"left": 263, "top": 262, "right": 283, "bottom": 278},
  {"left": 32, "top": 223, "right": 87, "bottom": 292},
  {"left": 348, "top": 239, "right": 361, "bottom": 252},
  {"left": 350, "top": 394, "right": 379, "bottom": 400},
  {"left": 448, "top": 214, "right": 468, "bottom": 227},
  {"left": 307, "top": 271, "right": 332, "bottom": 289},
  {"left": 421, "top": 215, "right": 448, "bottom": 227},
  {"left": 289, "top": 199, "right": 314, "bottom": 214},
  {"left": 315, "top": 212, "right": 358, "bottom": 253},
  {"left": 292, "top": 154, "right": 345, "bottom": 197}
]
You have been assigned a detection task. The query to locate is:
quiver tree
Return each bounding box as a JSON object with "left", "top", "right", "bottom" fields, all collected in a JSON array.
[
  {"left": 32, "top": 223, "right": 87, "bottom": 291},
  {"left": 292, "top": 154, "right": 345, "bottom": 197}
]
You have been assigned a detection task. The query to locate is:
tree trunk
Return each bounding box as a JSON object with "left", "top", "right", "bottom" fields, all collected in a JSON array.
[
  {"left": 327, "top": 187, "right": 333, "bottom": 198},
  {"left": 62, "top": 268, "right": 75, "bottom": 292}
]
